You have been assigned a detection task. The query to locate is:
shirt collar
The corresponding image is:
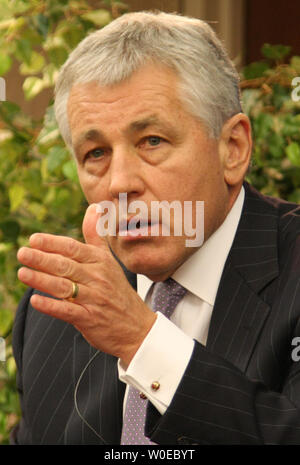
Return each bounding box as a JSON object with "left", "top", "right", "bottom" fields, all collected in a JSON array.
[{"left": 137, "top": 186, "right": 245, "bottom": 306}]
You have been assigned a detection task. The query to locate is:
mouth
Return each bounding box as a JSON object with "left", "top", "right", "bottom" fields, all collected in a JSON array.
[
  {"left": 127, "top": 219, "right": 148, "bottom": 230},
  {"left": 118, "top": 217, "right": 160, "bottom": 238}
]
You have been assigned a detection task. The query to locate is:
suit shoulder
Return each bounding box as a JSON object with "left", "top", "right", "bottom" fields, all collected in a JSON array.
[
  {"left": 265, "top": 193, "right": 300, "bottom": 267},
  {"left": 245, "top": 182, "right": 300, "bottom": 243}
]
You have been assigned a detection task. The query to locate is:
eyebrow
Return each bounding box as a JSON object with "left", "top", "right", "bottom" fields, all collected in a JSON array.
[
  {"left": 73, "top": 129, "right": 104, "bottom": 153},
  {"left": 73, "top": 114, "right": 178, "bottom": 153},
  {"left": 129, "top": 115, "right": 178, "bottom": 138}
]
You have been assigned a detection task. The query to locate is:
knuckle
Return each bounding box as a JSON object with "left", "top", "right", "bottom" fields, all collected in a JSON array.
[
  {"left": 64, "top": 304, "right": 77, "bottom": 324},
  {"left": 34, "top": 250, "right": 50, "bottom": 270},
  {"left": 67, "top": 238, "right": 79, "bottom": 258},
  {"left": 32, "top": 249, "right": 43, "bottom": 267},
  {"left": 97, "top": 248, "right": 112, "bottom": 264},
  {"left": 60, "top": 278, "right": 72, "bottom": 297},
  {"left": 56, "top": 258, "right": 71, "bottom": 277}
]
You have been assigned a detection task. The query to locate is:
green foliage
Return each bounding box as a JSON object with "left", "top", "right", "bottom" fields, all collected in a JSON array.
[
  {"left": 0, "top": 0, "right": 128, "bottom": 444},
  {"left": 0, "top": 1, "right": 299, "bottom": 443},
  {"left": 242, "top": 44, "right": 300, "bottom": 202}
]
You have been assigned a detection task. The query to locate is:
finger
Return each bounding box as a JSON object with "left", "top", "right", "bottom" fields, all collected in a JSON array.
[
  {"left": 30, "top": 293, "right": 83, "bottom": 326},
  {"left": 82, "top": 203, "right": 109, "bottom": 248},
  {"left": 29, "top": 232, "right": 99, "bottom": 264},
  {"left": 17, "top": 247, "right": 92, "bottom": 285},
  {"left": 18, "top": 266, "right": 75, "bottom": 300},
  {"left": 18, "top": 266, "right": 92, "bottom": 303}
]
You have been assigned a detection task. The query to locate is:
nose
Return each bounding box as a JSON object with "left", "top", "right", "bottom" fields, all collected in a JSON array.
[{"left": 108, "top": 146, "right": 145, "bottom": 200}]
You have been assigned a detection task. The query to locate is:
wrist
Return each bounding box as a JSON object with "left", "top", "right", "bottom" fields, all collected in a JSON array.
[{"left": 120, "top": 311, "right": 157, "bottom": 367}]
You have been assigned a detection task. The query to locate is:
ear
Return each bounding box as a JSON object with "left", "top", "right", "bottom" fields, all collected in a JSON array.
[{"left": 219, "top": 113, "right": 252, "bottom": 187}]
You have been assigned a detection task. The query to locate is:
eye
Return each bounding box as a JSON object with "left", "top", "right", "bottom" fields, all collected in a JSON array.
[
  {"left": 139, "top": 136, "right": 166, "bottom": 149},
  {"left": 147, "top": 136, "right": 162, "bottom": 146},
  {"left": 85, "top": 148, "right": 105, "bottom": 160}
]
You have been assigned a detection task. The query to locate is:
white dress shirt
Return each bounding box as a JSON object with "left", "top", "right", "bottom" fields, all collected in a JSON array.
[{"left": 118, "top": 187, "right": 245, "bottom": 415}]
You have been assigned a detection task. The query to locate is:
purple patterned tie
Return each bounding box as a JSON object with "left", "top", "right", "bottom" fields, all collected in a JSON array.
[{"left": 121, "top": 278, "right": 187, "bottom": 445}]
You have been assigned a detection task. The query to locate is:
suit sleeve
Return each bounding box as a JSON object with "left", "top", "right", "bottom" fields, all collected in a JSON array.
[{"left": 146, "top": 341, "right": 300, "bottom": 444}]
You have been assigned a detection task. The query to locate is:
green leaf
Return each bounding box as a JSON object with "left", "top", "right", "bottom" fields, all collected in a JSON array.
[
  {"left": 34, "top": 13, "right": 49, "bottom": 39},
  {"left": 15, "top": 39, "right": 32, "bottom": 65},
  {"left": 42, "top": 63, "right": 58, "bottom": 87},
  {"left": 47, "top": 47, "right": 68, "bottom": 67},
  {"left": 0, "top": 0, "right": 13, "bottom": 21},
  {"left": 37, "top": 105, "right": 60, "bottom": 149},
  {"left": 23, "top": 168, "right": 43, "bottom": 196},
  {"left": 47, "top": 145, "right": 69, "bottom": 172},
  {"left": 243, "top": 61, "right": 269, "bottom": 80},
  {"left": 81, "top": 9, "right": 112, "bottom": 27},
  {"left": 290, "top": 56, "right": 300, "bottom": 73},
  {"left": 0, "top": 16, "right": 25, "bottom": 34},
  {"left": 62, "top": 159, "right": 79, "bottom": 182},
  {"left": 8, "top": 184, "right": 26, "bottom": 211},
  {"left": 0, "top": 53, "right": 12, "bottom": 76},
  {"left": 253, "top": 113, "right": 274, "bottom": 140},
  {"left": 0, "top": 101, "right": 20, "bottom": 122},
  {"left": 23, "top": 76, "right": 45, "bottom": 100},
  {"left": 0, "top": 308, "right": 13, "bottom": 337},
  {"left": 286, "top": 142, "right": 300, "bottom": 167},
  {"left": 8, "top": 0, "right": 31, "bottom": 15},
  {"left": 271, "top": 83, "right": 290, "bottom": 110},
  {"left": 268, "top": 133, "right": 284, "bottom": 158},
  {"left": 281, "top": 114, "right": 300, "bottom": 137},
  {"left": 61, "top": 23, "right": 85, "bottom": 50},
  {"left": 261, "top": 44, "right": 291, "bottom": 61},
  {"left": 27, "top": 202, "right": 47, "bottom": 221},
  {"left": 19, "top": 51, "right": 45, "bottom": 75},
  {"left": 0, "top": 220, "right": 20, "bottom": 242}
]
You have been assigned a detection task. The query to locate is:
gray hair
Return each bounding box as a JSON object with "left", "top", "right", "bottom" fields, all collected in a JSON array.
[{"left": 54, "top": 10, "right": 242, "bottom": 148}]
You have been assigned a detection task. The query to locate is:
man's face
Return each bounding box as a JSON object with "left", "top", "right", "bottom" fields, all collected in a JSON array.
[{"left": 67, "top": 64, "right": 231, "bottom": 281}]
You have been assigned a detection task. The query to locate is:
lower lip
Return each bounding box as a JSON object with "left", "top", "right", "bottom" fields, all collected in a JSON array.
[{"left": 118, "top": 224, "right": 160, "bottom": 241}]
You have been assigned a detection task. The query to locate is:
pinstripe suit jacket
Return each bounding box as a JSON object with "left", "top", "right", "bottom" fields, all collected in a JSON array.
[{"left": 11, "top": 182, "right": 300, "bottom": 444}]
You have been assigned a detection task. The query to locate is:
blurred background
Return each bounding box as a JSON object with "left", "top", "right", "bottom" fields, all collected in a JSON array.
[
  {"left": 0, "top": 0, "right": 299, "bottom": 444},
  {"left": 5, "top": 0, "right": 300, "bottom": 119}
]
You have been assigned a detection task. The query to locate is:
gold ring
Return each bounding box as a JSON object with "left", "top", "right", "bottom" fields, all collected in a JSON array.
[{"left": 68, "top": 281, "right": 79, "bottom": 300}]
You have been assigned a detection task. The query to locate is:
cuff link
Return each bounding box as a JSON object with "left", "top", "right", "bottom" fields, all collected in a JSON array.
[
  {"left": 139, "top": 381, "right": 160, "bottom": 399},
  {"left": 151, "top": 381, "right": 160, "bottom": 391}
]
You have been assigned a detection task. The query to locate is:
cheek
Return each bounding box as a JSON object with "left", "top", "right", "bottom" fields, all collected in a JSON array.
[{"left": 78, "top": 170, "right": 107, "bottom": 203}]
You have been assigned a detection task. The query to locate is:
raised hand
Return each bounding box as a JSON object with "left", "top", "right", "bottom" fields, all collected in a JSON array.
[{"left": 17, "top": 204, "right": 156, "bottom": 366}]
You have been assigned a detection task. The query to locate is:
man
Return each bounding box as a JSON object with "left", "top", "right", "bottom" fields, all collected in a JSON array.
[{"left": 12, "top": 11, "right": 300, "bottom": 444}]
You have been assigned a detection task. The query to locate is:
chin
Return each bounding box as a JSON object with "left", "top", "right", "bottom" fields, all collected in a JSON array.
[
  {"left": 118, "top": 249, "right": 187, "bottom": 283},
  {"left": 108, "top": 235, "right": 190, "bottom": 278},
  {"left": 122, "top": 254, "right": 167, "bottom": 277}
]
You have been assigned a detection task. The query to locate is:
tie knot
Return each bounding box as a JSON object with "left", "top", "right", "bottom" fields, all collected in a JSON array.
[
  {"left": 151, "top": 278, "right": 187, "bottom": 319},
  {"left": 162, "top": 277, "right": 187, "bottom": 297}
]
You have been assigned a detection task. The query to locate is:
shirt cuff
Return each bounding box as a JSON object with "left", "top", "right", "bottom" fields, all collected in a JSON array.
[{"left": 118, "top": 311, "right": 195, "bottom": 415}]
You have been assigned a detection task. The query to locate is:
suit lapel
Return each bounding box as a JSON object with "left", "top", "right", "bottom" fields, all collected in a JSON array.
[{"left": 206, "top": 183, "right": 279, "bottom": 373}]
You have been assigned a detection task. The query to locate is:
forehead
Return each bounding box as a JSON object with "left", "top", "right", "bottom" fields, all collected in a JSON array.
[
  {"left": 69, "top": 62, "right": 179, "bottom": 98},
  {"left": 67, "top": 63, "right": 185, "bottom": 123}
]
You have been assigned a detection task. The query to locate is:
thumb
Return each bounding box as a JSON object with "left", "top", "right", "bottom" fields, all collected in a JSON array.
[{"left": 82, "top": 203, "right": 108, "bottom": 247}]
